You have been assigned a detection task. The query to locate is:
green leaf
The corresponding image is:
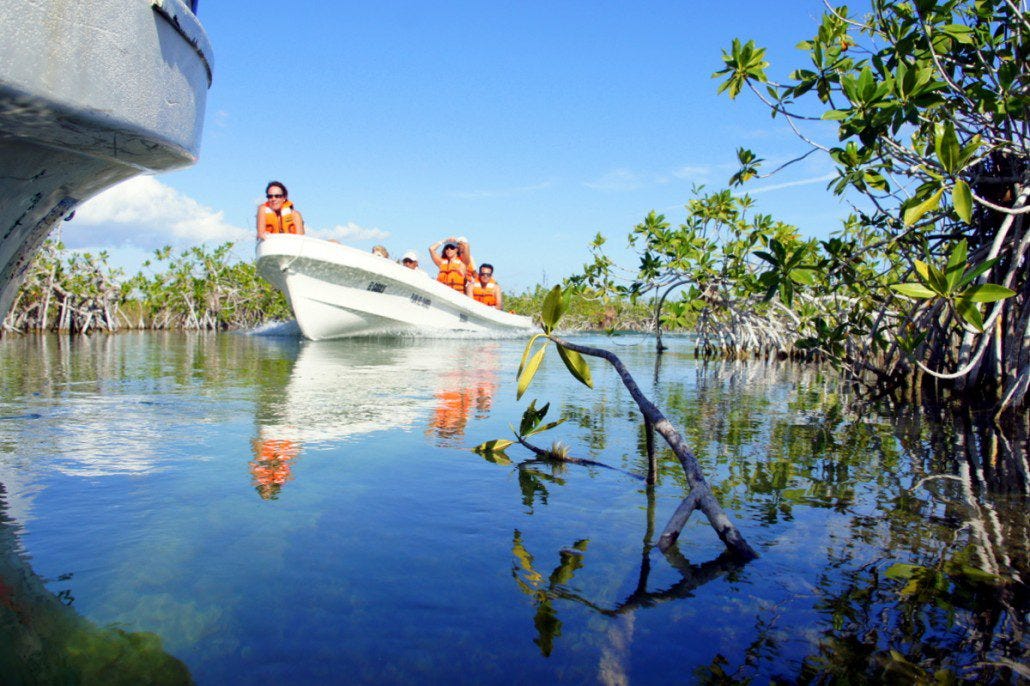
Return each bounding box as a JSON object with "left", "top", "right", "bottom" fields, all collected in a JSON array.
[
  {"left": 524, "top": 418, "right": 567, "bottom": 438},
  {"left": 540, "top": 285, "right": 565, "bottom": 333},
  {"left": 961, "top": 284, "right": 1016, "bottom": 303},
  {"left": 934, "top": 121, "right": 961, "bottom": 174},
  {"left": 957, "top": 257, "right": 997, "bottom": 288},
  {"left": 955, "top": 298, "right": 984, "bottom": 331},
  {"left": 516, "top": 344, "right": 547, "bottom": 400},
  {"left": 822, "top": 109, "right": 850, "bottom": 120},
  {"left": 952, "top": 564, "right": 1002, "bottom": 586},
  {"left": 519, "top": 400, "right": 544, "bottom": 435},
  {"left": 945, "top": 239, "right": 968, "bottom": 292},
  {"left": 885, "top": 563, "right": 922, "bottom": 580},
  {"left": 925, "top": 262, "right": 949, "bottom": 295},
  {"left": 903, "top": 187, "right": 943, "bottom": 226},
  {"left": 516, "top": 334, "right": 546, "bottom": 380},
  {"left": 890, "top": 283, "right": 938, "bottom": 299},
  {"left": 778, "top": 278, "right": 795, "bottom": 307},
  {"left": 555, "top": 344, "right": 594, "bottom": 389},
  {"left": 789, "top": 268, "right": 819, "bottom": 286},
  {"left": 952, "top": 179, "right": 973, "bottom": 223},
  {"left": 940, "top": 23, "right": 975, "bottom": 44},
  {"left": 473, "top": 439, "right": 514, "bottom": 454}
]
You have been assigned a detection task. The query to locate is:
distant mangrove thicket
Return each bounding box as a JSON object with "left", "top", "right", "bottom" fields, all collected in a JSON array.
[{"left": 2, "top": 240, "right": 290, "bottom": 335}]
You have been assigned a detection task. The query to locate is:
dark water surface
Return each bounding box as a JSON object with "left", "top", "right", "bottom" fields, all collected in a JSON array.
[{"left": 0, "top": 332, "right": 1025, "bottom": 683}]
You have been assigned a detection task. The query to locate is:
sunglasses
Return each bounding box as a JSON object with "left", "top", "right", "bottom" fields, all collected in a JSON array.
[{"left": 266, "top": 193, "right": 285, "bottom": 199}]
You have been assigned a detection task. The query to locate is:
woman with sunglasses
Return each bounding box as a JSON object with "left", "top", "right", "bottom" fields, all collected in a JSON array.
[
  {"left": 429, "top": 236, "right": 466, "bottom": 292},
  {"left": 257, "top": 180, "right": 305, "bottom": 240}
]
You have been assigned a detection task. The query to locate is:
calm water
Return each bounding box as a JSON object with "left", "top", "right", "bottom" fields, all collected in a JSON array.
[{"left": 0, "top": 332, "right": 1025, "bottom": 683}]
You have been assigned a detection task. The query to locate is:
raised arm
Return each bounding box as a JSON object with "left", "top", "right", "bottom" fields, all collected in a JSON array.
[{"left": 428, "top": 240, "right": 445, "bottom": 267}]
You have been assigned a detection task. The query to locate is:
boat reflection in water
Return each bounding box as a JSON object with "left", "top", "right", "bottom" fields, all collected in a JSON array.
[
  {"left": 248, "top": 337, "right": 503, "bottom": 496},
  {"left": 249, "top": 433, "right": 301, "bottom": 500},
  {"left": 427, "top": 342, "right": 500, "bottom": 447}
]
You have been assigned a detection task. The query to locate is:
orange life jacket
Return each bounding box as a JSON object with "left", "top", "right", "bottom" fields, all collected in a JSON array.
[
  {"left": 259, "top": 200, "right": 301, "bottom": 234},
  {"left": 472, "top": 280, "right": 499, "bottom": 307},
  {"left": 437, "top": 257, "right": 466, "bottom": 291}
]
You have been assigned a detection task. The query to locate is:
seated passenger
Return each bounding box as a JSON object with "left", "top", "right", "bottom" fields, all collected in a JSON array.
[
  {"left": 429, "top": 237, "right": 466, "bottom": 292},
  {"left": 371, "top": 245, "right": 390, "bottom": 258},
  {"left": 401, "top": 250, "right": 429, "bottom": 277},
  {"left": 456, "top": 236, "right": 477, "bottom": 288},
  {"left": 257, "top": 181, "right": 304, "bottom": 240},
  {"left": 468, "top": 264, "right": 502, "bottom": 309}
]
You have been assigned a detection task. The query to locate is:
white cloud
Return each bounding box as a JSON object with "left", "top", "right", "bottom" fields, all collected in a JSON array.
[
  {"left": 68, "top": 175, "right": 249, "bottom": 249},
  {"left": 586, "top": 165, "right": 727, "bottom": 192},
  {"left": 672, "top": 165, "right": 717, "bottom": 181},
  {"left": 583, "top": 168, "right": 645, "bottom": 191},
  {"left": 319, "top": 222, "right": 391, "bottom": 242}
]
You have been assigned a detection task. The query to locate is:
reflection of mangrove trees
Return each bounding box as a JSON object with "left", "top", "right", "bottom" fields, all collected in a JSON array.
[{"left": 485, "top": 353, "right": 1027, "bottom": 680}]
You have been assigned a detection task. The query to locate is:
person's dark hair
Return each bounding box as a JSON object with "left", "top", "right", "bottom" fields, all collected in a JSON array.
[
  {"left": 443, "top": 243, "right": 457, "bottom": 252},
  {"left": 265, "top": 180, "right": 288, "bottom": 198},
  {"left": 480, "top": 263, "right": 494, "bottom": 274}
]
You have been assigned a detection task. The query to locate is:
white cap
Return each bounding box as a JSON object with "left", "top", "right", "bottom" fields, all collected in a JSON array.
[
  {"left": 456, "top": 236, "right": 468, "bottom": 243},
  {"left": 402, "top": 251, "right": 418, "bottom": 261}
]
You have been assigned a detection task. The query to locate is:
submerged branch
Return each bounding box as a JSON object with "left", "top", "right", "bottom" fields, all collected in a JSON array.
[{"left": 550, "top": 335, "right": 758, "bottom": 560}]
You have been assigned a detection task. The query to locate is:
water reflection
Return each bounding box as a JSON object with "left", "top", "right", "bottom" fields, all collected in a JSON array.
[
  {"left": 245, "top": 338, "right": 504, "bottom": 495},
  {"left": 249, "top": 432, "right": 301, "bottom": 500},
  {"left": 426, "top": 342, "right": 500, "bottom": 447}
]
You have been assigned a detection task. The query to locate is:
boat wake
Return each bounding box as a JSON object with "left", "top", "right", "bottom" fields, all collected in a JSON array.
[{"left": 247, "top": 318, "right": 534, "bottom": 340}]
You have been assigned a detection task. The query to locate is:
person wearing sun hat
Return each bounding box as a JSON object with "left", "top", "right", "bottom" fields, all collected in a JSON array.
[{"left": 429, "top": 237, "right": 466, "bottom": 291}]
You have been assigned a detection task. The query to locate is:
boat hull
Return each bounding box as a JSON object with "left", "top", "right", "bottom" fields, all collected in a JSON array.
[
  {"left": 256, "top": 235, "right": 535, "bottom": 340},
  {"left": 0, "top": 0, "right": 213, "bottom": 318}
]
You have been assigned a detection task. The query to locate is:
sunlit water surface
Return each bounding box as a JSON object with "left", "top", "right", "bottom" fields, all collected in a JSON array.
[{"left": 0, "top": 332, "right": 1025, "bottom": 683}]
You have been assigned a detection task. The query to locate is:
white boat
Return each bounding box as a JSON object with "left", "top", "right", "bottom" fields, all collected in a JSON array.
[
  {"left": 256, "top": 234, "right": 535, "bottom": 340},
  {"left": 0, "top": 0, "right": 213, "bottom": 318}
]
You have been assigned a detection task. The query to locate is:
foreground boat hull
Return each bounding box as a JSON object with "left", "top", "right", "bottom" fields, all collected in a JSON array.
[
  {"left": 0, "top": 0, "right": 213, "bottom": 318},
  {"left": 256, "top": 235, "right": 535, "bottom": 340}
]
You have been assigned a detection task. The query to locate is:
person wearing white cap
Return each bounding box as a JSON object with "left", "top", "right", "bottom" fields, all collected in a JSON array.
[
  {"left": 455, "top": 236, "right": 477, "bottom": 289},
  {"left": 400, "top": 250, "right": 429, "bottom": 277}
]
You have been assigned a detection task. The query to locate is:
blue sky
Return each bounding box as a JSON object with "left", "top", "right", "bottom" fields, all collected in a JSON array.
[{"left": 66, "top": 1, "right": 862, "bottom": 292}]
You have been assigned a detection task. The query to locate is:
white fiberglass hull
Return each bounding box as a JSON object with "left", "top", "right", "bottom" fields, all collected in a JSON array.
[
  {"left": 0, "top": 0, "right": 213, "bottom": 318},
  {"left": 256, "top": 235, "right": 535, "bottom": 340}
]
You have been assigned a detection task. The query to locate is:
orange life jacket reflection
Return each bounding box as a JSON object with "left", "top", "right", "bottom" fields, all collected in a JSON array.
[
  {"left": 437, "top": 258, "right": 465, "bottom": 291},
  {"left": 472, "top": 280, "right": 499, "bottom": 307},
  {"left": 431, "top": 389, "right": 472, "bottom": 440},
  {"left": 249, "top": 437, "right": 300, "bottom": 500},
  {"left": 259, "top": 200, "right": 300, "bottom": 234}
]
